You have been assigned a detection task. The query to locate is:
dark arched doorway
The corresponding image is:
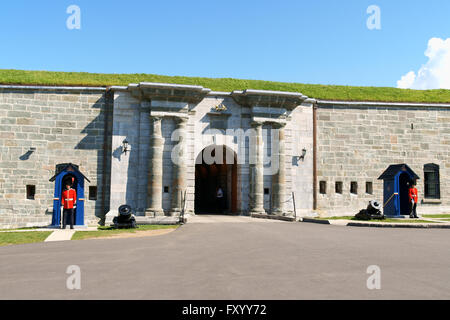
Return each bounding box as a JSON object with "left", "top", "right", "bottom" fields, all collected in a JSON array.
[
  {"left": 398, "top": 172, "right": 412, "bottom": 215},
  {"left": 195, "top": 145, "right": 237, "bottom": 214}
]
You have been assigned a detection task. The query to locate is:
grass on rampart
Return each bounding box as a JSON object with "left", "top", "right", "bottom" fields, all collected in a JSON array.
[{"left": 2, "top": 69, "right": 450, "bottom": 103}]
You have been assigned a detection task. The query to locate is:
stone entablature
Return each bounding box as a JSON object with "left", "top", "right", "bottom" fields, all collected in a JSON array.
[
  {"left": 112, "top": 82, "right": 211, "bottom": 104},
  {"left": 231, "top": 89, "right": 308, "bottom": 110}
]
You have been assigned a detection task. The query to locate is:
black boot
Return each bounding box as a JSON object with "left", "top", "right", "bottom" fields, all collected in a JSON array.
[{"left": 62, "top": 211, "right": 67, "bottom": 229}]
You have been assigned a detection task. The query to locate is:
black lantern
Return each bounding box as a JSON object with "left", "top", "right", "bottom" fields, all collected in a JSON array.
[
  {"left": 122, "top": 139, "right": 129, "bottom": 154},
  {"left": 300, "top": 148, "right": 307, "bottom": 160}
]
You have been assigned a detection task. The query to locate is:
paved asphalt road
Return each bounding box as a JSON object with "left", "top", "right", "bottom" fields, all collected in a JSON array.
[{"left": 0, "top": 217, "right": 449, "bottom": 299}]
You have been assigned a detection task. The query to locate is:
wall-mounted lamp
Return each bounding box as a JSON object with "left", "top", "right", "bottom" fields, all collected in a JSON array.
[
  {"left": 301, "top": 148, "right": 307, "bottom": 159},
  {"left": 20, "top": 147, "right": 36, "bottom": 161},
  {"left": 295, "top": 148, "right": 307, "bottom": 161},
  {"left": 122, "top": 139, "right": 129, "bottom": 155}
]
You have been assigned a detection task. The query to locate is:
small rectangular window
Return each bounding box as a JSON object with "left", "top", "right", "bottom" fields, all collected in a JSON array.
[
  {"left": 319, "top": 181, "right": 327, "bottom": 194},
  {"left": 264, "top": 188, "right": 270, "bottom": 195},
  {"left": 164, "top": 186, "right": 169, "bottom": 193},
  {"left": 335, "top": 181, "right": 343, "bottom": 194},
  {"left": 26, "top": 185, "right": 35, "bottom": 200},
  {"left": 350, "top": 182, "right": 358, "bottom": 195},
  {"left": 89, "top": 186, "right": 97, "bottom": 200},
  {"left": 424, "top": 164, "right": 440, "bottom": 199},
  {"left": 366, "top": 182, "right": 373, "bottom": 195}
]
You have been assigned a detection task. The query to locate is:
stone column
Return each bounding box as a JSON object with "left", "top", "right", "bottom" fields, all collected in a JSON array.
[
  {"left": 271, "top": 123, "right": 286, "bottom": 215},
  {"left": 249, "top": 121, "right": 265, "bottom": 214},
  {"left": 170, "top": 117, "right": 188, "bottom": 216},
  {"left": 145, "top": 116, "right": 164, "bottom": 216}
]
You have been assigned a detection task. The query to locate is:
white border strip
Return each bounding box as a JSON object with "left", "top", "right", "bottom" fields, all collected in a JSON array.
[
  {"left": 317, "top": 99, "right": 450, "bottom": 108},
  {"left": 0, "top": 84, "right": 106, "bottom": 92}
]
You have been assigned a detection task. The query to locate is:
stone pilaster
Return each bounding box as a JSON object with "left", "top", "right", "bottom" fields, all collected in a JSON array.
[
  {"left": 170, "top": 117, "right": 188, "bottom": 216},
  {"left": 271, "top": 123, "right": 286, "bottom": 215},
  {"left": 250, "top": 121, "right": 265, "bottom": 214},
  {"left": 145, "top": 116, "right": 164, "bottom": 216}
]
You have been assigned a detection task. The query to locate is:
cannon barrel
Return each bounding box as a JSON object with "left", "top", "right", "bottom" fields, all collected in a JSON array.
[
  {"left": 366, "top": 200, "right": 381, "bottom": 216},
  {"left": 117, "top": 205, "right": 134, "bottom": 224},
  {"left": 355, "top": 200, "right": 384, "bottom": 220}
]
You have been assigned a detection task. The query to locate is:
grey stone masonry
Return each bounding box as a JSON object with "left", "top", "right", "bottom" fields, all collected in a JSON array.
[
  {"left": 11, "top": 81, "right": 450, "bottom": 226},
  {"left": 0, "top": 86, "right": 112, "bottom": 229},
  {"left": 316, "top": 101, "right": 450, "bottom": 216}
]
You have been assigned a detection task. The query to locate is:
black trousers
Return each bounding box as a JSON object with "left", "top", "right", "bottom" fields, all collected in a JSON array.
[
  {"left": 410, "top": 202, "right": 417, "bottom": 217},
  {"left": 216, "top": 197, "right": 225, "bottom": 213},
  {"left": 63, "top": 208, "right": 75, "bottom": 228}
]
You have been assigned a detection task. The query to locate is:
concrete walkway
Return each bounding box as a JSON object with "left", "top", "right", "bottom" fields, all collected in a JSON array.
[
  {"left": 44, "top": 229, "right": 76, "bottom": 242},
  {"left": 42, "top": 226, "right": 98, "bottom": 242}
]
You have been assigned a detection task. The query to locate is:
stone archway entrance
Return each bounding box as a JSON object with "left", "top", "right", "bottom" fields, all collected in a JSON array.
[{"left": 195, "top": 145, "right": 237, "bottom": 214}]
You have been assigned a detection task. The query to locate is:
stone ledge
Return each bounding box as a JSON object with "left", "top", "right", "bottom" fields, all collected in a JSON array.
[
  {"left": 317, "top": 99, "right": 450, "bottom": 108},
  {"left": 231, "top": 89, "right": 307, "bottom": 110},
  {"left": 0, "top": 85, "right": 106, "bottom": 92},
  {"left": 421, "top": 199, "right": 442, "bottom": 204},
  {"left": 134, "top": 216, "right": 180, "bottom": 225},
  {"left": 346, "top": 222, "right": 450, "bottom": 229},
  {"left": 250, "top": 213, "right": 296, "bottom": 222},
  {"left": 122, "top": 82, "right": 211, "bottom": 103},
  {"left": 301, "top": 217, "right": 330, "bottom": 224},
  {"left": 300, "top": 218, "right": 450, "bottom": 229}
]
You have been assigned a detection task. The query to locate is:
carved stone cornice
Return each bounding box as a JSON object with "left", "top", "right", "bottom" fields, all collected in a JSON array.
[
  {"left": 251, "top": 117, "right": 287, "bottom": 127},
  {"left": 127, "top": 82, "right": 211, "bottom": 104},
  {"left": 231, "top": 89, "right": 308, "bottom": 110}
]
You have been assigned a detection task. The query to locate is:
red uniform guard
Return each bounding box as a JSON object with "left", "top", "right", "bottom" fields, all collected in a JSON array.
[
  {"left": 408, "top": 183, "right": 418, "bottom": 218},
  {"left": 61, "top": 184, "right": 77, "bottom": 229}
]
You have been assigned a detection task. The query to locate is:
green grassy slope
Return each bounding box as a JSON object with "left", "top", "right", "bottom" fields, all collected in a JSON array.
[{"left": 1, "top": 69, "right": 450, "bottom": 103}]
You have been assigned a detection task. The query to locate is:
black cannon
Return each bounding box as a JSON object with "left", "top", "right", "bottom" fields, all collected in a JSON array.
[
  {"left": 112, "top": 205, "right": 137, "bottom": 229},
  {"left": 354, "top": 200, "right": 385, "bottom": 220}
]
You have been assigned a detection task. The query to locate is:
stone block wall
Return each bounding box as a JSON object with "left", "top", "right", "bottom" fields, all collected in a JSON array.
[
  {"left": 0, "top": 87, "right": 112, "bottom": 228},
  {"left": 288, "top": 101, "right": 314, "bottom": 215},
  {"left": 109, "top": 92, "right": 143, "bottom": 213},
  {"left": 316, "top": 102, "right": 450, "bottom": 216}
]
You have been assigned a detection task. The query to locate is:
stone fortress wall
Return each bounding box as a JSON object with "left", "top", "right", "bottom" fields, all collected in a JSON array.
[
  {"left": 0, "top": 86, "right": 112, "bottom": 229},
  {"left": 315, "top": 100, "right": 450, "bottom": 216},
  {"left": 0, "top": 82, "right": 449, "bottom": 229}
]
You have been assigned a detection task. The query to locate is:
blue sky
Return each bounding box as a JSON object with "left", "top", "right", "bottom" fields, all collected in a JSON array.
[{"left": 0, "top": 0, "right": 449, "bottom": 87}]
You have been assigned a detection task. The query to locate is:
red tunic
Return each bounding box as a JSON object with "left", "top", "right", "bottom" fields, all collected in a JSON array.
[
  {"left": 61, "top": 188, "right": 77, "bottom": 209},
  {"left": 409, "top": 187, "right": 418, "bottom": 204}
]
